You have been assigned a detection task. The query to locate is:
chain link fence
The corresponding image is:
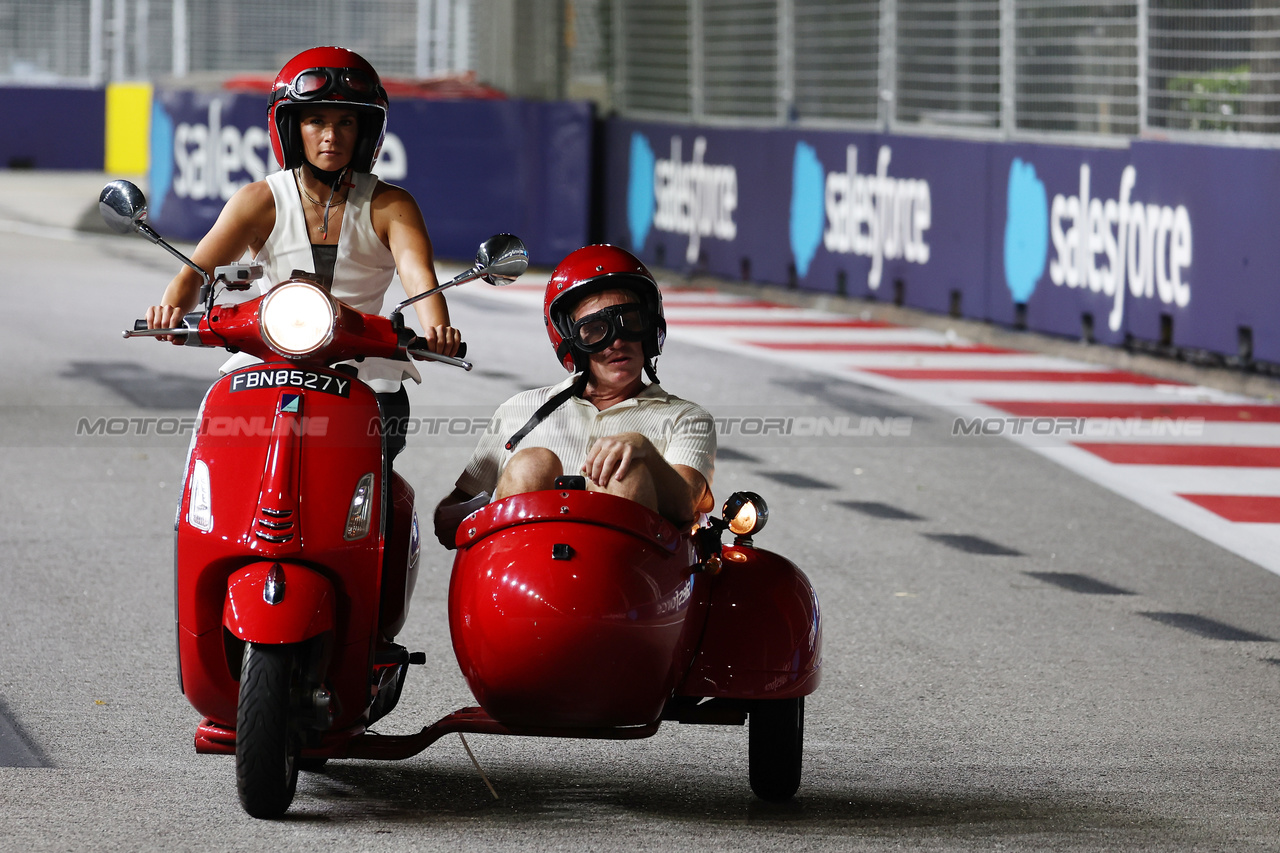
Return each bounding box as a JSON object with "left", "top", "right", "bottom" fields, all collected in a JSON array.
[
  {"left": 1, "top": 0, "right": 474, "bottom": 84},
  {"left": 6, "top": 0, "right": 1280, "bottom": 145},
  {"left": 608, "top": 0, "right": 1280, "bottom": 146}
]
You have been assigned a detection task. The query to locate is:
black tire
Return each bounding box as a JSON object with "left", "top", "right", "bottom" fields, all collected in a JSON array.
[
  {"left": 748, "top": 696, "right": 804, "bottom": 802},
  {"left": 236, "top": 644, "right": 299, "bottom": 818}
]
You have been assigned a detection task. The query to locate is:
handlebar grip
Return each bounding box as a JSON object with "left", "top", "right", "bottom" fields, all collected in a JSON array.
[
  {"left": 456, "top": 341, "right": 467, "bottom": 359},
  {"left": 134, "top": 319, "right": 148, "bottom": 331}
]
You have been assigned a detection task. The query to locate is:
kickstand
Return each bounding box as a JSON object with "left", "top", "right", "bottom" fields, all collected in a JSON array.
[{"left": 458, "top": 733, "right": 499, "bottom": 800}]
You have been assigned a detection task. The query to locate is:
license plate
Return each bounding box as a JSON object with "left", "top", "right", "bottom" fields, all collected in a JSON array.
[{"left": 228, "top": 367, "right": 351, "bottom": 397}]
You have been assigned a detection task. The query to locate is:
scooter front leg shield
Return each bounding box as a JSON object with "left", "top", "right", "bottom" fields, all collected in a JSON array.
[{"left": 223, "top": 561, "right": 335, "bottom": 644}]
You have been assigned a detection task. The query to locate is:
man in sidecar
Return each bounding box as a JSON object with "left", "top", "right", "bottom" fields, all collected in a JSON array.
[{"left": 434, "top": 245, "right": 716, "bottom": 547}]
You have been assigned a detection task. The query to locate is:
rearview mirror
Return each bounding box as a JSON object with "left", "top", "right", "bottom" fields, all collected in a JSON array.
[
  {"left": 474, "top": 234, "right": 529, "bottom": 285},
  {"left": 99, "top": 180, "right": 149, "bottom": 235}
]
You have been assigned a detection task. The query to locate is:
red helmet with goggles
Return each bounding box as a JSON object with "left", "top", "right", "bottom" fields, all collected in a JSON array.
[
  {"left": 268, "top": 46, "right": 389, "bottom": 172},
  {"left": 544, "top": 245, "right": 666, "bottom": 374}
]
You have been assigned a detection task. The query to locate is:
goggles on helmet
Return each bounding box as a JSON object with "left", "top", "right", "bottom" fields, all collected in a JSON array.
[
  {"left": 567, "top": 303, "right": 652, "bottom": 352},
  {"left": 271, "top": 67, "right": 383, "bottom": 105}
]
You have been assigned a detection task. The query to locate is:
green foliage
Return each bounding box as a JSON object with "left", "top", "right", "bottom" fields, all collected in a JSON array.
[{"left": 1166, "top": 64, "right": 1250, "bottom": 131}]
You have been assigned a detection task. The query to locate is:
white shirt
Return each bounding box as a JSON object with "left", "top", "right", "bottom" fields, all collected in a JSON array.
[
  {"left": 220, "top": 169, "right": 422, "bottom": 393},
  {"left": 456, "top": 375, "right": 717, "bottom": 498}
]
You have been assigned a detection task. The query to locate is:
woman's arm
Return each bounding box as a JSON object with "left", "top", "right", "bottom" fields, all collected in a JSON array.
[
  {"left": 146, "top": 180, "right": 275, "bottom": 335},
  {"left": 374, "top": 183, "right": 460, "bottom": 356}
]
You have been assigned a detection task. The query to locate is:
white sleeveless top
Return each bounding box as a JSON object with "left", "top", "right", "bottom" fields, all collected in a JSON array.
[{"left": 219, "top": 169, "right": 422, "bottom": 393}]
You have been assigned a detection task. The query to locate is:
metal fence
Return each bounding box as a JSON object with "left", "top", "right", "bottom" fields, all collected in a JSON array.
[
  {"left": 610, "top": 0, "right": 1280, "bottom": 146},
  {"left": 7, "top": 0, "right": 1280, "bottom": 145},
  {"left": 0, "top": 0, "right": 473, "bottom": 84}
]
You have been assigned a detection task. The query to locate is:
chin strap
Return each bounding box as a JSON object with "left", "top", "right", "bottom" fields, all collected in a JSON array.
[{"left": 504, "top": 373, "right": 588, "bottom": 452}]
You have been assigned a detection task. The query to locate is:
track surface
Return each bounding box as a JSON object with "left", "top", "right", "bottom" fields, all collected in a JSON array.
[{"left": 2, "top": 174, "right": 1280, "bottom": 851}]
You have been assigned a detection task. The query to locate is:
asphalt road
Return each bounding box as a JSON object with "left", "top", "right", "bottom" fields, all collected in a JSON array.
[{"left": 1, "top": 173, "right": 1279, "bottom": 851}]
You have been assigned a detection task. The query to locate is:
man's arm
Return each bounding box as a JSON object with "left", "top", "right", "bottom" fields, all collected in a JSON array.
[
  {"left": 433, "top": 487, "right": 492, "bottom": 549},
  {"left": 583, "top": 432, "right": 708, "bottom": 524}
]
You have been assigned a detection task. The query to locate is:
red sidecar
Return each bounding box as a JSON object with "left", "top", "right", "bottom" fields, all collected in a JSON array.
[{"left": 445, "top": 488, "right": 823, "bottom": 801}]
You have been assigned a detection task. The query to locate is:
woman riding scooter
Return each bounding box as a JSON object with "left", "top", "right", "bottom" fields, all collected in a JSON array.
[
  {"left": 146, "top": 45, "right": 459, "bottom": 457},
  {"left": 435, "top": 244, "right": 716, "bottom": 545}
]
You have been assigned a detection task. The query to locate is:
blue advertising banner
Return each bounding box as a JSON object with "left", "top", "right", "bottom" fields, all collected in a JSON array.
[
  {"left": 2, "top": 86, "right": 105, "bottom": 170},
  {"left": 1128, "top": 141, "right": 1280, "bottom": 364},
  {"left": 149, "top": 89, "right": 592, "bottom": 266},
  {"left": 985, "top": 144, "right": 1132, "bottom": 347},
  {"left": 605, "top": 116, "right": 1280, "bottom": 363},
  {"left": 606, "top": 121, "right": 991, "bottom": 319}
]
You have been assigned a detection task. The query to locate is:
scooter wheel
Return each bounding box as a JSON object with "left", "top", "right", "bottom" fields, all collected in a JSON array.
[
  {"left": 236, "top": 644, "right": 300, "bottom": 818},
  {"left": 748, "top": 696, "right": 804, "bottom": 802}
]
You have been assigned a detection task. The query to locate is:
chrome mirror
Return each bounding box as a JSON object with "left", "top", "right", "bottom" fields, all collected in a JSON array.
[
  {"left": 390, "top": 233, "right": 528, "bottom": 318},
  {"left": 474, "top": 234, "right": 529, "bottom": 285},
  {"left": 99, "top": 180, "right": 149, "bottom": 235},
  {"left": 97, "top": 180, "right": 211, "bottom": 292}
]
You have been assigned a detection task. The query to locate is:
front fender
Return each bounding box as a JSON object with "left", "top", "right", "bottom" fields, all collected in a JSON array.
[
  {"left": 223, "top": 561, "right": 335, "bottom": 644},
  {"left": 676, "top": 545, "right": 822, "bottom": 700}
]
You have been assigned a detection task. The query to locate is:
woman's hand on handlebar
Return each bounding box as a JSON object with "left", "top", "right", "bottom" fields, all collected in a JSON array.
[
  {"left": 146, "top": 304, "right": 188, "bottom": 344},
  {"left": 412, "top": 325, "right": 462, "bottom": 358}
]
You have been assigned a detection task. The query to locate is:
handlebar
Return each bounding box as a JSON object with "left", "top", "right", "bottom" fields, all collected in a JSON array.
[
  {"left": 408, "top": 340, "right": 472, "bottom": 371},
  {"left": 125, "top": 318, "right": 475, "bottom": 371},
  {"left": 123, "top": 319, "right": 191, "bottom": 338}
]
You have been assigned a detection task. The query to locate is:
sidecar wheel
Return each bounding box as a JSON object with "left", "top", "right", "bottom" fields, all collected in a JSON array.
[
  {"left": 236, "top": 644, "right": 299, "bottom": 818},
  {"left": 748, "top": 696, "right": 804, "bottom": 802}
]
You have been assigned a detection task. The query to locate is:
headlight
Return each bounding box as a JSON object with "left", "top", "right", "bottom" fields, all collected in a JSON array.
[
  {"left": 259, "top": 281, "right": 336, "bottom": 357},
  {"left": 723, "top": 491, "right": 768, "bottom": 538}
]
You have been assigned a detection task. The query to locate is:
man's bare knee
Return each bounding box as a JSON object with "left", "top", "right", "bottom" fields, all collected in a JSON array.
[
  {"left": 588, "top": 465, "right": 658, "bottom": 513},
  {"left": 495, "top": 447, "right": 563, "bottom": 499}
]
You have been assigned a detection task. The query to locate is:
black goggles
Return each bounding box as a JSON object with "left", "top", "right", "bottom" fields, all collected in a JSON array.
[
  {"left": 567, "top": 303, "right": 652, "bottom": 352},
  {"left": 272, "top": 68, "right": 384, "bottom": 105}
]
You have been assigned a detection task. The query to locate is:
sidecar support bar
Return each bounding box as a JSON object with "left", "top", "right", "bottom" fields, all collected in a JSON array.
[
  {"left": 193, "top": 707, "right": 661, "bottom": 760},
  {"left": 343, "top": 707, "right": 662, "bottom": 760}
]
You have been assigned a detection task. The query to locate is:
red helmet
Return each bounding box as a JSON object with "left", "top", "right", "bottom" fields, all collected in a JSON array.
[
  {"left": 544, "top": 245, "right": 666, "bottom": 373},
  {"left": 268, "top": 46, "right": 389, "bottom": 172}
]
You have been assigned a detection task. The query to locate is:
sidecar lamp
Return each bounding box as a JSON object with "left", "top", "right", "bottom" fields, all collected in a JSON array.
[
  {"left": 187, "top": 460, "right": 214, "bottom": 532},
  {"left": 723, "top": 491, "right": 768, "bottom": 538},
  {"left": 343, "top": 473, "right": 376, "bottom": 541},
  {"left": 260, "top": 281, "right": 336, "bottom": 357}
]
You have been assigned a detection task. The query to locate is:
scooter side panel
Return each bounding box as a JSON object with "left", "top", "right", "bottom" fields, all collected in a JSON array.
[
  {"left": 450, "top": 494, "right": 706, "bottom": 728},
  {"left": 675, "top": 545, "right": 823, "bottom": 700},
  {"left": 178, "top": 624, "right": 238, "bottom": 727},
  {"left": 377, "top": 473, "right": 417, "bottom": 640}
]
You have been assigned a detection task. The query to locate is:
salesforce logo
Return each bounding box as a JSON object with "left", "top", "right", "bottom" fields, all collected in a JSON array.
[
  {"left": 1004, "top": 158, "right": 1048, "bottom": 304},
  {"left": 626, "top": 133, "right": 738, "bottom": 264},
  {"left": 627, "top": 133, "right": 655, "bottom": 251},
  {"left": 789, "top": 142, "right": 824, "bottom": 278},
  {"left": 789, "top": 142, "right": 933, "bottom": 289},
  {"left": 1003, "top": 159, "right": 1193, "bottom": 331},
  {"left": 151, "top": 98, "right": 408, "bottom": 210}
]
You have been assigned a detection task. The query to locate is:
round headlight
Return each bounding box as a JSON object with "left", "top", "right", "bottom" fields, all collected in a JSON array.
[
  {"left": 259, "top": 281, "right": 335, "bottom": 357},
  {"left": 723, "top": 491, "right": 768, "bottom": 537}
]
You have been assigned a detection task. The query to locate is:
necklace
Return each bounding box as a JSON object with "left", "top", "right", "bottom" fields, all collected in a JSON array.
[
  {"left": 295, "top": 174, "right": 348, "bottom": 207},
  {"left": 294, "top": 167, "right": 349, "bottom": 239}
]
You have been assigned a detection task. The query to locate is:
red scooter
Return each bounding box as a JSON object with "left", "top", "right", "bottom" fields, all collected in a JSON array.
[
  {"left": 103, "top": 179, "right": 821, "bottom": 818},
  {"left": 102, "top": 180, "right": 526, "bottom": 816}
]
